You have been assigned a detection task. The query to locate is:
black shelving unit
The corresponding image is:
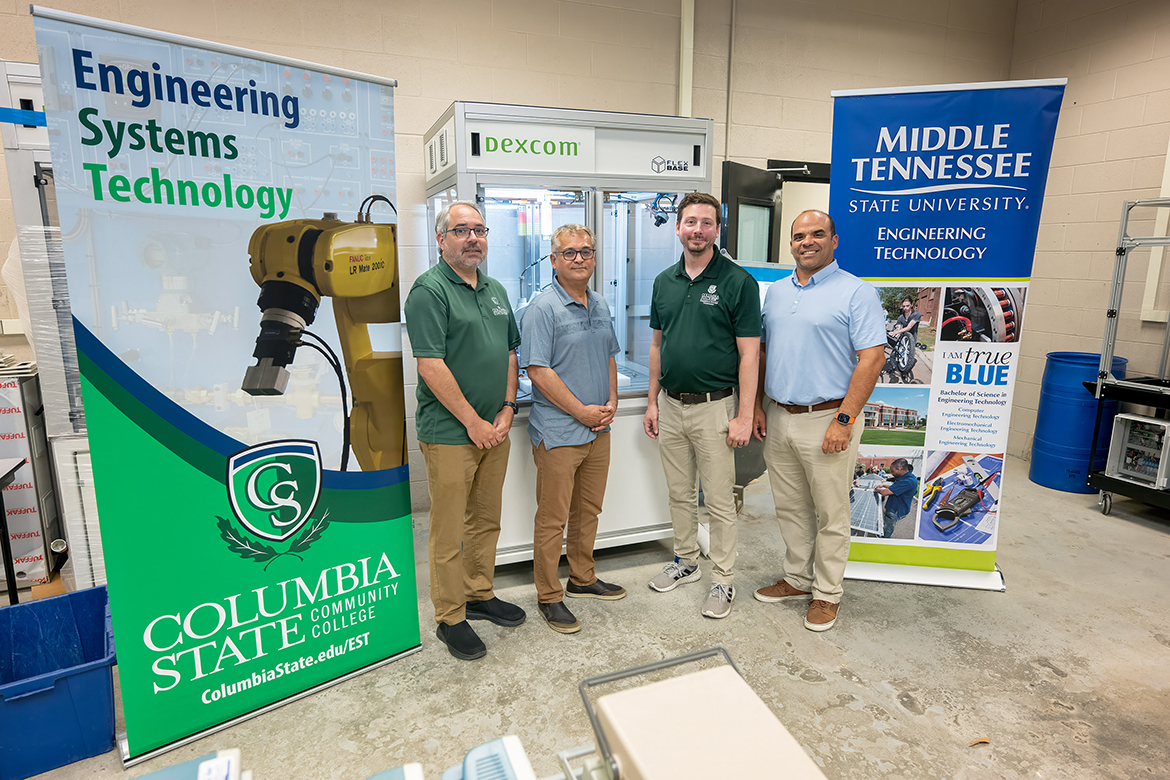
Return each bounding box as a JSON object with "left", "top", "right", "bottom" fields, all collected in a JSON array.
[{"left": 1086, "top": 198, "right": 1170, "bottom": 515}]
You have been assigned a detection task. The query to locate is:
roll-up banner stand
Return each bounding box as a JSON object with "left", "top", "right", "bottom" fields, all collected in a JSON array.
[
  {"left": 30, "top": 7, "right": 420, "bottom": 763},
  {"left": 830, "top": 79, "right": 1066, "bottom": 591}
]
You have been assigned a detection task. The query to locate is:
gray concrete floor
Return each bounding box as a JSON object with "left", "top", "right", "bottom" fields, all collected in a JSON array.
[{"left": 39, "top": 455, "right": 1170, "bottom": 779}]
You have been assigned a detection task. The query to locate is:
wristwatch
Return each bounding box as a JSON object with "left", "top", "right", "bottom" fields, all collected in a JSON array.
[
  {"left": 502, "top": 401, "right": 519, "bottom": 413},
  {"left": 836, "top": 412, "right": 855, "bottom": 425}
]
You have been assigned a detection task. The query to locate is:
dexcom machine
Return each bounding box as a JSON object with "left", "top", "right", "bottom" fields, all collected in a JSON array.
[{"left": 422, "top": 102, "right": 714, "bottom": 563}]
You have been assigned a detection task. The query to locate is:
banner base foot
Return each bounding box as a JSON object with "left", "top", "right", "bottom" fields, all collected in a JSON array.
[
  {"left": 118, "top": 643, "right": 423, "bottom": 768},
  {"left": 845, "top": 561, "right": 1005, "bottom": 591}
]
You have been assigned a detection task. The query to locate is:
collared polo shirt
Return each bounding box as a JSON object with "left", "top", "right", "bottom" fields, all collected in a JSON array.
[
  {"left": 884, "top": 471, "right": 919, "bottom": 518},
  {"left": 649, "top": 249, "right": 761, "bottom": 394},
  {"left": 761, "top": 260, "right": 885, "bottom": 405},
  {"left": 404, "top": 258, "right": 520, "bottom": 445},
  {"left": 520, "top": 279, "right": 620, "bottom": 449}
]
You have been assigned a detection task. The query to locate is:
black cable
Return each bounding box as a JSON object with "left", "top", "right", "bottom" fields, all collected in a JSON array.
[
  {"left": 359, "top": 194, "right": 397, "bottom": 220},
  {"left": 299, "top": 332, "right": 350, "bottom": 472},
  {"left": 519, "top": 253, "right": 551, "bottom": 284}
]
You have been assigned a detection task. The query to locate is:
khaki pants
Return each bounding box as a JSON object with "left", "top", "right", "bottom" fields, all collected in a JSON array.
[
  {"left": 762, "top": 401, "right": 863, "bottom": 603},
  {"left": 532, "top": 433, "right": 610, "bottom": 603},
  {"left": 657, "top": 391, "right": 738, "bottom": 585},
  {"left": 419, "top": 439, "right": 510, "bottom": 625}
]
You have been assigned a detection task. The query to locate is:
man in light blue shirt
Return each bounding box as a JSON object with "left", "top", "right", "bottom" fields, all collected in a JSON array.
[
  {"left": 751, "top": 210, "right": 885, "bottom": 632},
  {"left": 521, "top": 224, "right": 625, "bottom": 635}
]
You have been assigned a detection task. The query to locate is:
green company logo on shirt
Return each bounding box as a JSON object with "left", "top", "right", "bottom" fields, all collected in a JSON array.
[
  {"left": 220, "top": 441, "right": 330, "bottom": 563},
  {"left": 490, "top": 296, "right": 508, "bottom": 316},
  {"left": 701, "top": 284, "right": 720, "bottom": 306}
]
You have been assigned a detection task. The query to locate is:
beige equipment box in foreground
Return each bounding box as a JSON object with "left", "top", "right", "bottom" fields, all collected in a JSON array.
[{"left": 593, "top": 664, "right": 827, "bottom": 780}]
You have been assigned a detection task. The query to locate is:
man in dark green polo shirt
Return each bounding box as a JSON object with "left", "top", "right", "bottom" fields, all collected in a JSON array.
[
  {"left": 643, "top": 192, "right": 761, "bottom": 620},
  {"left": 404, "top": 200, "right": 525, "bottom": 661}
]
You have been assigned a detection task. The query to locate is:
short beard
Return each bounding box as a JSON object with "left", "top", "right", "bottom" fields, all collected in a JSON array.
[{"left": 444, "top": 249, "right": 484, "bottom": 271}]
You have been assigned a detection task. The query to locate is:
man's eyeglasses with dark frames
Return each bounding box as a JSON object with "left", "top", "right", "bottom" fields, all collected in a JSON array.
[
  {"left": 552, "top": 248, "right": 595, "bottom": 261},
  {"left": 444, "top": 226, "right": 489, "bottom": 239}
]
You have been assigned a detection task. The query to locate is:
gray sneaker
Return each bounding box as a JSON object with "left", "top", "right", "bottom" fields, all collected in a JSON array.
[
  {"left": 701, "top": 583, "right": 735, "bottom": 619},
  {"left": 648, "top": 559, "right": 701, "bottom": 592}
]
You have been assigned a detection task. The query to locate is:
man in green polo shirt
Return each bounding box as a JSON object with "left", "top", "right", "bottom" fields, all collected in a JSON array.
[
  {"left": 404, "top": 200, "right": 525, "bottom": 661},
  {"left": 643, "top": 192, "right": 761, "bottom": 619}
]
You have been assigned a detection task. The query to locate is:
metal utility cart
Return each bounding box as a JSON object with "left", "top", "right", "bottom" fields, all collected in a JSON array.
[{"left": 1088, "top": 199, "right": 1170, "bottom": 515}]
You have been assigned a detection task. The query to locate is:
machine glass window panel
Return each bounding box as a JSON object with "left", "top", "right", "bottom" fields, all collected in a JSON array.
[
  {"left": 425, "top": 187, "right": 458, "bottom": 264},
  {"left": 601, "top": 191, "right": 687, "bottom": 395},
  {"left": 480, "top": 186, "right": 586, "bottom": 314},
  {"left": 737, "top": 202, "right": 770, "bottom": 264}
]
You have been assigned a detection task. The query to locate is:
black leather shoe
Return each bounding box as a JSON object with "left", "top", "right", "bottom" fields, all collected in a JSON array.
[
  {"left": 538, "top": 601, "right": 581, "bottom": 634},
  {"left": 436, "top": 620, "right": 486, "bottom": 661},
  {"left": 465, "top": 597, "right": 527, "bottom": 627},
  {"left": 566, "top": 578, "right": 627, "bottom": 600}
]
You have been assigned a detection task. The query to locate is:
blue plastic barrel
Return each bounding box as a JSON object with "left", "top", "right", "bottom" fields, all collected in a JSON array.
[{"left": 1029, "top": 352, "right": 1127, "bottom": 493}]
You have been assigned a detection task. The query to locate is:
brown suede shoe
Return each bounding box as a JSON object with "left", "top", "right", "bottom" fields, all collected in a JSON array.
[
  {"left": 753, "top": 580, "right": 812, "bottom": 603},
  {"left": 805, "top": 599, "right": 839, "bottom": 631}
]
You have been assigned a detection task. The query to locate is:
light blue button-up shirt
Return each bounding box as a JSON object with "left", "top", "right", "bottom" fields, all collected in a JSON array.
[{"left": 761, "top": 260, "right": 886, "bottom": 405}]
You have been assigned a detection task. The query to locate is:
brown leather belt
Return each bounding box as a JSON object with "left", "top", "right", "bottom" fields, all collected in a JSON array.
[
  {"left": 778, "top": 398, "right": 844, "bottom": 414},
  {"left": 666, "top": 386, "right": 735, "bottom": 405}
]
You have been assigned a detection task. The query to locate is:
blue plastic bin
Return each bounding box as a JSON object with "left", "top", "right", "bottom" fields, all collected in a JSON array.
[
  {"left": 1030, "top": 352, "right": 1128, "bottom": 493},
  {"left": 0, "top": 586, "right": 116, "bottom": 780}
]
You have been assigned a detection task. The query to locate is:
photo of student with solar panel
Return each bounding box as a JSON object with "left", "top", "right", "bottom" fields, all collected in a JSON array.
[{"left": 849, "top": 448, "right": 923, "bottom": 539}]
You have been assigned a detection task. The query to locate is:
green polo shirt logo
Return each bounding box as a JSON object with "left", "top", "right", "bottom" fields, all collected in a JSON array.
[
  {"left": 403, "top": 260, "right": 521, "bottom": 445},
  {"left": 649, "top": 251, "right": 762, "bottom": 394}
]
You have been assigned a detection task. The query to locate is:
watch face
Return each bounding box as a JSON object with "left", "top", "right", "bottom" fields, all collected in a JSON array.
[{"left": 837, "top": 412, "right": 851, "bottom": 424}]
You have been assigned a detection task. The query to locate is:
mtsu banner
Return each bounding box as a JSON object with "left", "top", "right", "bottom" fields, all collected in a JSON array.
[
  {"left": 829, "top": 80, "right": 1065, "bottom": 591},
  {"left": 31, "top": 7, "right": 419, "bottom": 760}
]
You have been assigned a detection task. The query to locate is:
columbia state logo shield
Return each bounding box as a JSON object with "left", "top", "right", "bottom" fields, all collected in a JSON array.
[{"left": 228, "top": 440, "right": 322, "bottom": 541}]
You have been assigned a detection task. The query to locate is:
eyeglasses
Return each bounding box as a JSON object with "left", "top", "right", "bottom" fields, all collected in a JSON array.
[
  {"left": 444, "top": 226, "right": 489, "bottom": 239},
  {"left": 553, "top": 247, "right": 595, "bottom": 261}
]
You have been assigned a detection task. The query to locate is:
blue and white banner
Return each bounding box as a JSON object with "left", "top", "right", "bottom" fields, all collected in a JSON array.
[{"left": 829, "top": 80, "right": 1065, "bottom": 589}]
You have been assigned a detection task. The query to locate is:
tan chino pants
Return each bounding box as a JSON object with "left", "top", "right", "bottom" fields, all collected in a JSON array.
[
  {"left": 657, "top": 391, "right": 739, "bottom": 585},
  {"left": 419, "top": 439, "right": 510, "bottom": 625},
  {"left": 762, "top": 401, "right": 863, "bottom": 603},
  {"left": 531, "top": 433, "right": 610, "bottom": 603}
]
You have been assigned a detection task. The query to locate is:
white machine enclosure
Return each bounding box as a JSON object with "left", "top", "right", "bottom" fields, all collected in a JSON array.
[{"left": 422, "top": 102, "right": 715, "bottom": 563}]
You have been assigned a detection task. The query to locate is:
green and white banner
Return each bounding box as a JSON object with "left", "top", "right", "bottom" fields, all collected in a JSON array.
[{"left": 31, "top": 7, "right": 419, "bottom": 760}]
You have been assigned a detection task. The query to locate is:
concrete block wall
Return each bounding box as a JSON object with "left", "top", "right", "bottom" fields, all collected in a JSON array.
[
  {"left": 694, "top": 0, "right": 1017, "bottom": 184},
  {"left": 0, "top": 0, "right": 1167, "bottom": 508},
  {"left": 1007, "top": 0, "right": 1170, "bottom": 460},
  {"left": 0, "top": 0, "right": 684, "bottom": 512}
]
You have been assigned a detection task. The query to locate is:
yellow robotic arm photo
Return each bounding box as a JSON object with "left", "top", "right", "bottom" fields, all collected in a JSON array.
[{"left": 242, "top": 197, "right": 406, "bottom": 472}]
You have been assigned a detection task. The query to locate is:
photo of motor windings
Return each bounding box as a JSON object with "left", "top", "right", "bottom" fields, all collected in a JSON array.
[
  {"left": 850, "top": 448, "right": 923, "bottom": 540},
  {"left": 242, "top": 194, "right": 407, "bottom": 471},
  {"left": 918, "top": 451, "right": 1004, "bottom": 545},
  {"left": 939, "top": 286, "right": 1027, "bottom": 343}
]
